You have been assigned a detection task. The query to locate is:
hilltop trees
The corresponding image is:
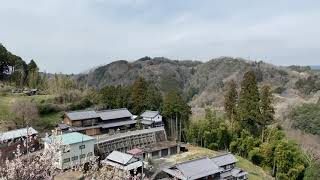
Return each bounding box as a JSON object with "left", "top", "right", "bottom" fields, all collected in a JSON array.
[
  {"left": 0, "top": 43, "right": 42, "bottom": 88},
  {"left": 99, "top": 77, "right": 162, "bottom": 114},
  {"left": 0, "top": 44, "right": 11, "bottom": 80}
]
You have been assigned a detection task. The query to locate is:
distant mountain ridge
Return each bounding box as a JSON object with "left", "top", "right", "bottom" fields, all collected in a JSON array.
[
  {"left": 310, "top": 65, "right": 320, "bottom": 70},
  {"left": 76, "top": 57, "right": 318, "bottom": 107}
]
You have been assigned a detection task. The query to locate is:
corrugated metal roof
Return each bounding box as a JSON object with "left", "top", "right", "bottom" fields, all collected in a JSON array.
[
  {"left": 176, "top": 157, "right": 221, "bottom": 180},
  {"left": 43, "top": 132, "right": 95, "bottom": 145},
  {"left": 0, "top": 127, "right": 38, "bottom": 142},
  {"left": 210, "top": 153, "right": 238, "bottom": 167},
  {"left": 66, "top": 110, "right": 99, "bottom": 121},
  {"left": 106, "top": 151, "right": 136, "bottom": 165},
  {"left": 140, "top": 111, "right": 159, "bottom": 118},
  {"left": 97, "top": 108, "right": 132, "bottom": 121}
]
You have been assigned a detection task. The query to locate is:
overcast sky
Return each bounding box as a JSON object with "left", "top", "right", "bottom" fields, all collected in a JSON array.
[{"left": 1, "top": 0, "right": 320, "bottom": 73}]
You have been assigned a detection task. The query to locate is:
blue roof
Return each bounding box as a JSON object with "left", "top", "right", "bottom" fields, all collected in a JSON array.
[{"left": 43, "top": 132, "right": 95, "bottom": 145}]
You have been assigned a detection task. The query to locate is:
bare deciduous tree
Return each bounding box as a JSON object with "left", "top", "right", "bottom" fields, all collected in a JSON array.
[{"left": 10, "top": 100, "right": 39, "bottom": 128}]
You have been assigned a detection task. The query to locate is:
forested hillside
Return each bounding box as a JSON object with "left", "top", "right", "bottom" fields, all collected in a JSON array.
[{"left": 76, "top": 56, "right": 320, "bottom": 107}]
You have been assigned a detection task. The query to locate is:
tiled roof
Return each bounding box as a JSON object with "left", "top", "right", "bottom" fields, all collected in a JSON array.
[
  {"left": 43, "top": 132, "right": 95, "bottom": 145},
  {"left": 210, "top": 153, "right": 238, "bottom": 167},
  {"left": 97, "top": 108, "right": 132, "bottom": 121},
  {"left": 65, "top": 110, "right": 99, "bottom": 121},
  {"left": 175, "top": 157, "right": 221, "bottom": 180},
  {"left": 0, "top": 127, "right": 38, "bottom": 142},
  {"left": 140, "top": 111, "right": 159, "bottom": 118},
  {"left": 65, "top": 108, "right": 133, "bottom": 121}
]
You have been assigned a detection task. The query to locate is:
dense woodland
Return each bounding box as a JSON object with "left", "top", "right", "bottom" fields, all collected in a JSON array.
[
  {"left": 186, "top": 71, "right": 319, "bottom": 180},
  {"left": 1, "top": 43, "right": 320, "bottom": 179},
  {"left": 289, "top": 103, "right": 320, "bottom": 135}
]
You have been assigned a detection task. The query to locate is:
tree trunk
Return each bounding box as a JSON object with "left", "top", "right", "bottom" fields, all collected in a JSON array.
[
  {"left": 170, "top": 117, "right": 173, "bottom": 138},
  {"left": 272, "top": 158, "right": 276, "bottom": 177},
  {"left": 261, "top": 127, "right": 265, "bottom": 142},
  {"left": 175, "top": 113, "right": 178, "bottom": 141},
  {"left": 179, "top": 115, "right": 182, "bottom": 142}
]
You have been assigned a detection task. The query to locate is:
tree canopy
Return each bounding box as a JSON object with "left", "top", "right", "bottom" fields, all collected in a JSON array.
[{"left": 237, "top": 71, "right": 262, "bottom": 135}]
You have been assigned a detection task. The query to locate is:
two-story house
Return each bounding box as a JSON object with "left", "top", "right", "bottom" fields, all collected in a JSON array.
[
  {"left": 211, "top": 153, "right": 248, "bottom": 180},
  {"left": 58, "top": 108, "right": 136, "bottom": 136},
  {"left": 161, "top": 153, "right": 247, "bottom": 180},
  {"left": 43, "top": 132, "right": 95, "bottom": 170}
]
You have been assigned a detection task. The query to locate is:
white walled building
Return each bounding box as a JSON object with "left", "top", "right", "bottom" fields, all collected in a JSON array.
[
  {"left": 43, "top": 132, "right": 95, "bottom": 170},
  {"left": 140, "top": 111, "right": 163, "bottom": 127},
  {"left": 102, "top": 151, "right": 143, "bottom": 171}
]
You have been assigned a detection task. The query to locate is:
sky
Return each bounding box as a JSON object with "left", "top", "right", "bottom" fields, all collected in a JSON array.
[{"left": 1, "top": 0, "right": 320, "bottom": 74}]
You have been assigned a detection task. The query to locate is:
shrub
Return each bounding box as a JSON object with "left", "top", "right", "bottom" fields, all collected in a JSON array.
[
  {"left": 69, "top": 97, "right": 93, "bottom": 111},
  {"left": 38, "top": 103, "right": 63, "bottom": 115},
  {"left": 289, "top": 103, "right": 320, "bottom": 135},
  {"left": 248, "top": 148, "right": 264, "bottom": 165},
  {"left": 304, "top": 162, "right": 320, "bottom": 180}
]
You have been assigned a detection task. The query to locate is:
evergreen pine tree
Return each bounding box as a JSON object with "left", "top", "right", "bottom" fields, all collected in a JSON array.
[
  {"left": 132, "top": 77, "right": 147, "bottom": 114},
  {"left": 27, "top": 59, "right": 39, "bottom": 88},
  {"left": 260, "top": 85, "right": 275, "bottom": 141},
  {"left": 238, "top": 71, "right": 262, "bottom": 135},
  {"left": 224, "top": 80, "right": 238, "bottom": 132}
]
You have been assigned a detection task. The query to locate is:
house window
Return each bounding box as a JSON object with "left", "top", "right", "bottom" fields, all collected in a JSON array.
[
  {"left": 72, "top": 156, "right": 78, "bottom": 161},
  {"left": 63, "top": 146, "right": 70, "bottom": 153},
  {"left": 80, "top": 154, "right": 86, "bottom": 159},
  {"left": 79, "top": 145, "right": 85, "bottom": 149},
  {"left": 63, "top": 158, "right": 70, "bottom": 163},
  {"left": 87, "top": 152, "right": 93, "bottom": 157}
]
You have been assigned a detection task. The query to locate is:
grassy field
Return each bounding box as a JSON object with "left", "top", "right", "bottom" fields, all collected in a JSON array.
[
  {"left": 167, "top": 145, "right": 274, "bottom": 180},
  {"left": 0, "top": 94, "right": 61, "bottom": 132}
]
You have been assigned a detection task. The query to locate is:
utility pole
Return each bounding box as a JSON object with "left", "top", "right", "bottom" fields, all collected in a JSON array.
[
  {"left": 141, "top": 156, "right": 144, "bottom": 180},
  {"left": 26, "top": 124, "right": 29, "bottom": 162}
]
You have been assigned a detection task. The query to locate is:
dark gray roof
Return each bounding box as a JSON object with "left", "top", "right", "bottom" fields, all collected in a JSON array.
[
  {"left": 65, "top": 110, "right": 99, "bottom": 121},
  {"left": 97, "top": 108, "right": 132, "bottom": 121},
  {"left": 210, "top": 153, "right": 238, "bottom": 167},
  {"left": 140, "top": 111, "right": 159, "bottom": 118},
  {"left": 220, "top": 168, "right": 248, "bottom": 178},
  {"left": 175, "top": 157, "right": 221, "bottom": 180},
  {"left": 0, "top": 127, "right": 38, "bottom": 142},
  {"left": 101, "top": 120, "right": 136, "bottom": 128},
  {"left": 57, "top": 123, "right": 70, "bottom": 130}
]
